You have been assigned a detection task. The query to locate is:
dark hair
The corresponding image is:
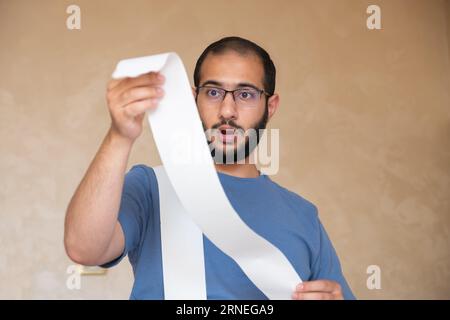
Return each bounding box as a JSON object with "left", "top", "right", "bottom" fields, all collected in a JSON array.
[{"left": 194, "top": 36, "right": 276, "bottom": 95}]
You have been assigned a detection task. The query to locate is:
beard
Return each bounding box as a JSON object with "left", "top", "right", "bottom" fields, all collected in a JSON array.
[{"left": 202, "top": 103, "right": 269, "bottom": 164}]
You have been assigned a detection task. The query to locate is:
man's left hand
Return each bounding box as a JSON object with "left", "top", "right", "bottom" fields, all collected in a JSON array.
[{"left": 291, "top": 280, "right": 344, "bottom": 300}]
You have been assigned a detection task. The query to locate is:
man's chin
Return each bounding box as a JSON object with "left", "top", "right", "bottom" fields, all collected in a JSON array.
[{"left": 210, "top": 142, "right": 249, "bottom": 164}]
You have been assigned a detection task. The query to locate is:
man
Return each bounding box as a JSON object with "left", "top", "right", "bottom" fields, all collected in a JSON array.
[{"left": 64, "top": 36, "right": 355, "bottom": 300}]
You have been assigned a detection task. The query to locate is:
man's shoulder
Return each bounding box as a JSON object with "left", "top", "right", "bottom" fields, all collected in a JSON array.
[
  {"left": 125, "top": 164, "right": 158, "bottom": 191},
  {"left": 128, "top": 163, "right": 155, "bottom": 176},
  {"left": 265, "top": 176, "right": 319, "bottom": 219}
]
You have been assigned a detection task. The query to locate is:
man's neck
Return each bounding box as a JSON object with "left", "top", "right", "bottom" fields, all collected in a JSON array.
[{"left": 214, "top": 162, "right": 260, "bottom": 178}]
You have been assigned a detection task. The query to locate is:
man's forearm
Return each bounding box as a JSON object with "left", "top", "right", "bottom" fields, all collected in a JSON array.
[{"left": 64, "top": 128, "right": 132, "bottom": 264}]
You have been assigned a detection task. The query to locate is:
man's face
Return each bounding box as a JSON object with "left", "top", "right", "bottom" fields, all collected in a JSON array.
[{"left": 195, "top": 51, "right": 278, "bottom": 164}]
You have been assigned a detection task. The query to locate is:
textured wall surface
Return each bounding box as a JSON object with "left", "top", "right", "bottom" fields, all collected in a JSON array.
[{"left": 0, "top": 0, "right": 449, "bottom": 299}]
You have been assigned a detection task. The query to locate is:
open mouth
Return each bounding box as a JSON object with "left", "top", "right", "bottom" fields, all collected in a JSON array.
[
  {"left": 217, "top": 127, "right": 237, "bottom": 144},
  {"left": 219, "top": 130, "right": 235, "bottom": 144}
]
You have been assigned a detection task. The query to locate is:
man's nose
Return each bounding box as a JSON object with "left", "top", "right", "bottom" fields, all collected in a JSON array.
[{"left": 218, "top": 92, "right": 238, "bottom": 120}]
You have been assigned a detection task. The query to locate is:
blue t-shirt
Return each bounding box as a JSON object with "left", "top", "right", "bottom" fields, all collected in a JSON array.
[{"left": 103, "top": 164, "right": 355, "bottom": 300}]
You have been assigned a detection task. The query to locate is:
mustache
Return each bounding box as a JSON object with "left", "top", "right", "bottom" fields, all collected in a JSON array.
[{"left": 210, "top": 119, "right": 244, "bottom": 131}]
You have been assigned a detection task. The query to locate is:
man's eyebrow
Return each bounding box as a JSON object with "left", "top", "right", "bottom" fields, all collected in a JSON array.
[
  {"left": 199, "top": 80, "right": 261, "bottom": 90},
  {"left": 200, "top": 80, "right": 223, "bottom": 87}
]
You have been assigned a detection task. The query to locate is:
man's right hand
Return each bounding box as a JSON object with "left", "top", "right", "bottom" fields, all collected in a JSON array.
[{"left": 106, "top": 71, "right": 165, "bottom": 143}]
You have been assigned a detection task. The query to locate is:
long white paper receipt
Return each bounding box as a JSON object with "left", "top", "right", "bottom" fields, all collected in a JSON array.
[{"left": 112, "top": 52, "right": 302, "bottom": 300}]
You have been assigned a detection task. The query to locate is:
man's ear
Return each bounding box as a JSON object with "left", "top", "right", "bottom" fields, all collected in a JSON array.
[{"left": 267, "top": 93, "right": 280, "bottom": 120}]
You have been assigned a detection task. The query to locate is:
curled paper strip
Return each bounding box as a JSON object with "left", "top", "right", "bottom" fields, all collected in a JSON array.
[{"left": 112, "top": 52, "right": 302, "bottom": 299}]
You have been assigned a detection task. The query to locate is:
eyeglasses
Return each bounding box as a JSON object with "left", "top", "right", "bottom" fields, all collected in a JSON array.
[{"left": 196, "top": 85, "right": 271, "bottom": 108}]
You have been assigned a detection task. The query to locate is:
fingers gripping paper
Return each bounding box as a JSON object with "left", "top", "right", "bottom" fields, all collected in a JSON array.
[{"left": 112, "top": 53, "right": 302, "bottom": 300}]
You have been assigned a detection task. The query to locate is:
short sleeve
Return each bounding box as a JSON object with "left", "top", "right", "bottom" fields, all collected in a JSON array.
[
  {"left": 101, "top": 165, "right": 152, "bottom": 268},
  {"left": 310, "top": 220, "right": 356, "bottom": 300}
]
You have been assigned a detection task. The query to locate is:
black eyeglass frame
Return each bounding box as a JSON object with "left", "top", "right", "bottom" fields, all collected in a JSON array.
[{"left": 195, "top": 85, "right": 272, "bottom": 103}]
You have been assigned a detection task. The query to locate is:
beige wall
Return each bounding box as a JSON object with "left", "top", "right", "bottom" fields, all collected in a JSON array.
[{"left": 0, "top": 0, "right": 449, "bottom": 299}]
